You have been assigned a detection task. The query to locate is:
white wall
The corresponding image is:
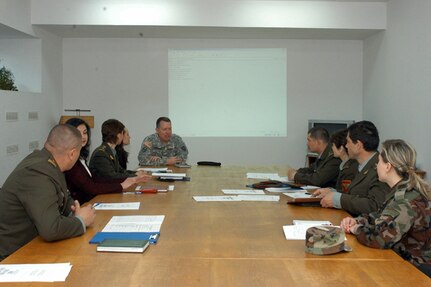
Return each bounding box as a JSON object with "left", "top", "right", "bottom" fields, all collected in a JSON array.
[
  {"left": 0, "top": 1, "right": 63, "bottom": 185},
  {"left": 63, "top": 38, "right": 363, "bottom": 168},
  {"left": 363, "top": 0, "right": 431, "bottom": 177},
  {"left": 0, "top": 0, "right": 33, "bottom": 36}
]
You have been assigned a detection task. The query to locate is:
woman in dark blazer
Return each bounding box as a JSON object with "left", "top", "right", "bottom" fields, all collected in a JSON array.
[
  {"left": 64, "top": 118, "right": 147, "bottom": 204},
  {"left": 330, "top": 129, "right": 358, "bottom": 193}
]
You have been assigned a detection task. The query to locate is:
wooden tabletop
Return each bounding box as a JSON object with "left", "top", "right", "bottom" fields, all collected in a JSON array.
[{"left": 1, "top": 165, "right": 430, "bottom": 286}]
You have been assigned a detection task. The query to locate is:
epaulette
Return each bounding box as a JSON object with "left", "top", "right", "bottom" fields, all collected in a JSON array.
[
  {"left": 99, "top": 145, "right": 107, "bottom": 151},
  {"left": 48, "top": 158, "right": 58, "bottom": 168},
  {"left": 394, "top": 187, "right": 407, "bottom": 201}
]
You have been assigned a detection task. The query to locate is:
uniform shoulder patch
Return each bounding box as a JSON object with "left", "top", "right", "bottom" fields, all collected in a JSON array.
[{"left": 144, "top": 141, "right": 152, "bottom": 149}]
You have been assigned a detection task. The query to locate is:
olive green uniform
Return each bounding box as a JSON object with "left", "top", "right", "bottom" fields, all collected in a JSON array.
[{"left": 0, "top": 148, "right": 85, "bottom": 260}]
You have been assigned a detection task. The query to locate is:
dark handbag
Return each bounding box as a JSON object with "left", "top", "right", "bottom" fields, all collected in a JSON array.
[{"left": 250, "top": 180, "right": 291, "bottom": 189}]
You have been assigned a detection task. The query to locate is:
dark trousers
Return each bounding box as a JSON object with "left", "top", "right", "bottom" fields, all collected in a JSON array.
[{"left": 418, "top": 264, "right": 431, "bottom": 278}]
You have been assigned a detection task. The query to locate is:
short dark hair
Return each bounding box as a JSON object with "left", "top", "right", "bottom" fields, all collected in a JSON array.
[
  {"left": 65, "top": 117, "right": 91, "bottom": 160},
  {"left": 347, "top": 120, "right": 379, "bottom": 152},
  {"left": 101, "top": 119, "right": 125, "bottom": 144},
  {"left": 46, "top": 124, "right": 82, "bottom": 153},
  {"left": 308, "top": 127, "right": 329, "bottom": 143},
  {"left": 156, "top": 117, "right": 171, "bottom": 128},
  {"left": 331, "top": 129, "right": 348, "bottom": 150}
]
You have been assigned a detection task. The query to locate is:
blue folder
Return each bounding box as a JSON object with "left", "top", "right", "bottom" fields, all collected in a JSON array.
[{"left": 89, "top": 232, "right": 160, "bottom": 244}]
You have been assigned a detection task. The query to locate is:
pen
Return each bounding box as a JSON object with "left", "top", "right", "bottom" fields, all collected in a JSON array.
[{"left": 93, "top": 203, "right": 100, "bottom": 208}]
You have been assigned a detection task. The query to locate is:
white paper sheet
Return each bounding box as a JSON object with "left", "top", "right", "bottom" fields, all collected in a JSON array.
[
  {"left": 282, "top": 191, "right": 313, "bottom": 199},
  {"left": 136, "top": 167, "right": 168, "bottom": 172},
  {"left": 283, "top": 225, "right": 311, "bottom": 240},
  {"left": 193, "top": 196, "right": 242, "bottom": 202},
  {"left": 193, "top": 195, "right": 279, "bottom": 202},
  {"left": 293, "top": 220, "right": 333, "bottom": 226},
  {"left": 102, "top": 215, "right": 165, "bottom": 233},
  {"left": 237, "top": 195, "right": 280, "bottom": 201},
  {"left": 93, "top": 202, "right": 140, "bottom": 210},
  {"left": 246, "top": 172, "right": 279, "bottom": 179},
  {"left": 300, "top": 185, "right": 321, "bottom": 190},
  {"left": 0, "top": 263, "right": 72, "bottom": 282},
  {"left": 152, "top": 172, "right": 186, "bottom": 177},
  {"left": 222, "top": 189, "right": 265, "bottom": 195},
  {"left": 283, "top": 220, "right": 333, "bottom": 240},
  {"left": 266, "top": 187, "right": 302, "bottom": 193}
]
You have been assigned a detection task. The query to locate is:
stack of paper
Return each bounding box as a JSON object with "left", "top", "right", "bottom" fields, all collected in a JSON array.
[
  {"left": 102, "top": 215, "right": 165, "bottom": 233},
  {"left": 90, "top": 215, "right": 165, "bottom": 244}
]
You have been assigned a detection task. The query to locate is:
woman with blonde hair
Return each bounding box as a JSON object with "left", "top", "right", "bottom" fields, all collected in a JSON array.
[{"left": 340, "top": 139, "right": 431, "bottom": 277}]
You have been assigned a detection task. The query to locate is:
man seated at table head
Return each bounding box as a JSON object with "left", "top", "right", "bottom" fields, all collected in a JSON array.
[
  {"left": 138, "top": 117, "right": 188, "bottom": 166},
  {"left": 0, "top": 124, "right": 96, "bottom": 261},
  {"left": 314, "top": 120, "right": 391, "bottom": 216},
  {"left": 287, "top": 127, "right": 341, "bottom": 188}
]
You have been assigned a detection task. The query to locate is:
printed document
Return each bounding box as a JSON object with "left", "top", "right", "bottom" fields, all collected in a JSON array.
[
  {"left": 193, "top": 196, "right": 242, "bottom": 202},
  {"left": 0, "top": 263, "right": 72, "bottom": 282},
  {"left": 246, "top": 172, "right": 279, "bottom": 179},
  {"left": 222, "top": 189, "right": 265, "bottom": 195},
  {"left": 102, "top": 215, "right": 165, "bottom": 233},
  {"left": 283, "top": 220, "right": 333, "bottom": 240},
  {"left": 93, "top": 202, "right": 140, "bottom": 210},
  {"left": 237, "top": 195, "right": 280, "bottom": 201}
]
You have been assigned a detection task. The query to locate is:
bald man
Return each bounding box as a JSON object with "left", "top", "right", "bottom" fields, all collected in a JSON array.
[{"left": 0, "top": 124, "right": 96, "bottom": 261}]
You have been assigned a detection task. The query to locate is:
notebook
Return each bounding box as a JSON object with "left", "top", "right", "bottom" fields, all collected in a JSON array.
[{"left": 96, "top": 239, "right": 150, "bottom": 253}]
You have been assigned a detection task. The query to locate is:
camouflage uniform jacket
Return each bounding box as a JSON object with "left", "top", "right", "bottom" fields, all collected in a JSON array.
[
  {"left": 353, "top": 185, "right": 431, "bottom": 268},
  {"left": 138, "top": 133, "right": 188, "bottom": 166}
]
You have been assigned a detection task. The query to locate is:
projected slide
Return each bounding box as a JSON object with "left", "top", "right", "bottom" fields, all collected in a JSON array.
[{"left": 168, "top": 48, "right": 287, "bottom": 137}]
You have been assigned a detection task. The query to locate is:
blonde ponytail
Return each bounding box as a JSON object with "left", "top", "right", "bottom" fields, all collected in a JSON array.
[{"left": 381, "top": 139, "right": 431, "bottom": 200}]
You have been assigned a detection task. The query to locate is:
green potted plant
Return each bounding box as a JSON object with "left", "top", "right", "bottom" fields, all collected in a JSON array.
[{"left": 0, "top": 62, "right": 18, "bottom": 91}]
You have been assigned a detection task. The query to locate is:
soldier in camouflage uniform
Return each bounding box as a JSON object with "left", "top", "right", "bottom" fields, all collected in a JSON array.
[
  {"left": 138, "top": 117, "right": 188, "bottom": 166},
  {"left": 341, "top": 140, "right": 431, "bottom": 277}
]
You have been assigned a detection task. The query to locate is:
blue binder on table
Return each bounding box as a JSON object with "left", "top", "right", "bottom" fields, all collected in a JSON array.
[{"left": 89, "top": 232, "right": 160, "bottom": 244}]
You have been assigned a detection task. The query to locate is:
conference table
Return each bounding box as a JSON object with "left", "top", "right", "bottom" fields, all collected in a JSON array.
[{"left": 1, "top": 165, "right": 430, "bottom": 286}]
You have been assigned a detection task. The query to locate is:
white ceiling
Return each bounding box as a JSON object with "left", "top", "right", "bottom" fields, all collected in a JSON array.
[
  {"left": 0, "top": 24, "right": 35, "bottom": 39},
  {"left": 1, "top": 0, "right": 388, "bottom": 40}
]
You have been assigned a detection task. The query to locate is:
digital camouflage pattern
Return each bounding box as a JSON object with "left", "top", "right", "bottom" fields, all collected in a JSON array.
[
  {"left": 138, "top": 133, "right": 188, "bottom": 166},
  {"left": 305, "top": 226, "right": 351, "bottom": 255},
  {"left": 354, "top": 185, "right": 431, "bottom": 268}
]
